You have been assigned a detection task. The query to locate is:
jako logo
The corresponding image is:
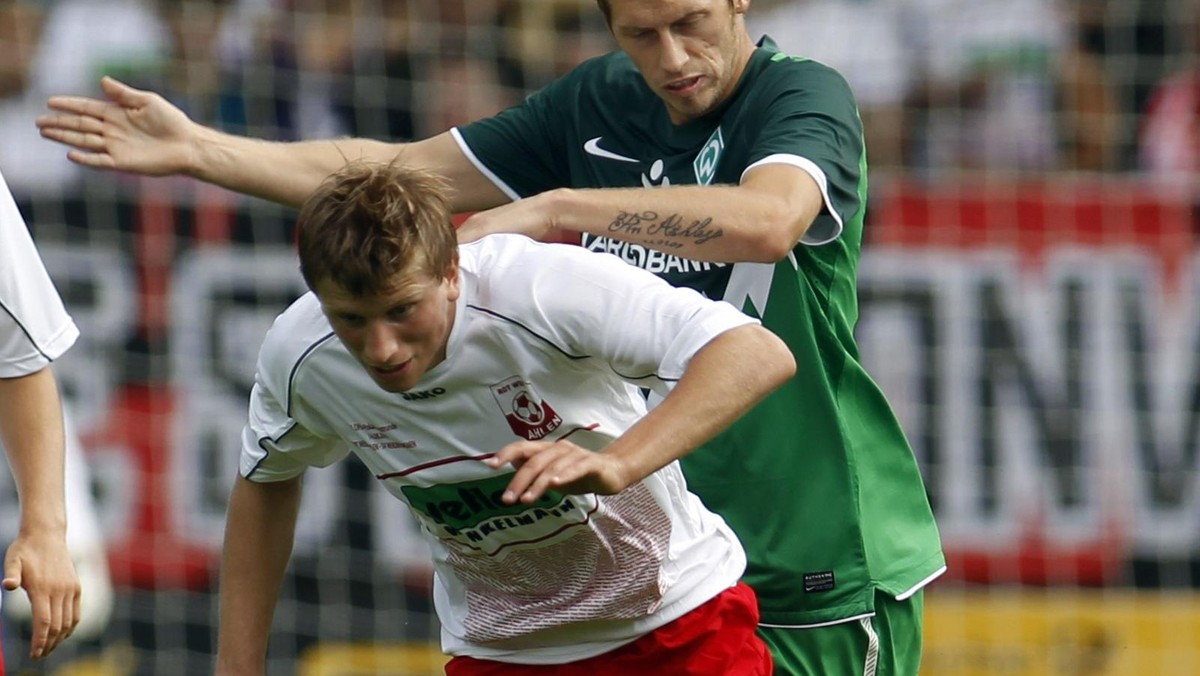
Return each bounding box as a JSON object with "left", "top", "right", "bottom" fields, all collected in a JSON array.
[{"left": 401, "top": 387, "right": 446, "bottom": 401}]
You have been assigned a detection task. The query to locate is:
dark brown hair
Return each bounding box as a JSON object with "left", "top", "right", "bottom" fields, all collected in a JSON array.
[
  {"left": 296, "top": 160, "right": 458, "bottom": 296},
  {"left": 594, "top": 0, "right": 736, "bottom": 25}
]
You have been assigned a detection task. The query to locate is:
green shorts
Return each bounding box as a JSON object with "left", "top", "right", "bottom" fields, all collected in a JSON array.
[{"left": 757, "top": 590, "right": 924, "bottom": 676}]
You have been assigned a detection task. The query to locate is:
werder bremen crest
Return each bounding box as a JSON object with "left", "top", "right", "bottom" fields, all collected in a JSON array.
[{"left": 693, "top": 127, "right": 725, "bottom": 185}]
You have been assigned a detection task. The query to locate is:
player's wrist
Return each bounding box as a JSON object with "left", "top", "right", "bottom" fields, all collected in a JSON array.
[
  {"left": 17, "top": 507, "right": 68, "bottom": 536},
  {"left": 540, "top": 187, "right": 577, "bottom": 234},
  {"left": 185, "top": 124, "right": 229, "bottom": 180}
]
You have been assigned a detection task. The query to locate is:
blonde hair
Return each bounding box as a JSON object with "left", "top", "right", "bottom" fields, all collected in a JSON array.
[{"left": 296, "top": 160, "right": 458, "bottom": 296}]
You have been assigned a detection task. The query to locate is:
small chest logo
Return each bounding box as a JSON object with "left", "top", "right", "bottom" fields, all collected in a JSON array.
[
  {"left": 693, "top": 127, "right": 724, "bottom": 185},
  {"left": 401, "top": 387, "right": 446, "bottom": 401},
  {"left": 490, "top": 376, "right": 562, "bottom": 440},
  {"left": 803, "top": 570, "right": 836, "bottom": 593},
  {"left": 640, "top": 158, "right": 672, "bottom": 188}
]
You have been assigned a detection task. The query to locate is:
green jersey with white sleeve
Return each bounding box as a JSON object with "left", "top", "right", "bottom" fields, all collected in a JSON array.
[{"left": 455, "top": 38, "right": 945, "bottom": 627}]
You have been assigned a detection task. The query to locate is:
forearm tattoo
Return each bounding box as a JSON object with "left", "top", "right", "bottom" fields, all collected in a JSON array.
[{"left": 608, "top": 211, "right": 724, "bottom": 249}]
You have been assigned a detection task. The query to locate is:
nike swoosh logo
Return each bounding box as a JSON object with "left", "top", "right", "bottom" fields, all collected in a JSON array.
[{"left": 583, "top": 137, "right": 639, "bottom": 163}]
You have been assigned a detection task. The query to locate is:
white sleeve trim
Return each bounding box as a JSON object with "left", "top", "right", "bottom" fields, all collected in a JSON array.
[
  {"left": 742, "top": 153, "right": 844, "bottom": 246},
  {"left": 895, "top": 565, "right": 947, "bottom": 601},
  {"left": 449, "top": 127, "right": 522, "bottom": 203}
]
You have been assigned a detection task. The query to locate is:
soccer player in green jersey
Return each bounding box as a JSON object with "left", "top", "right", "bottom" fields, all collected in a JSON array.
[{"left": 37, "top": 1, "right": 945, "bottom": 673}]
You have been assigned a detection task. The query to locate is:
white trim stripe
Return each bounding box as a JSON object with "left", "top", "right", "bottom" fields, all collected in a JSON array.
[
  {"left": 860, "top": 616, "right": 880, "bottom": 676},
  {"left": 759, "top": 611, "right": 875, "bottom": 630},
  {"left": 895, "top": 565, "right": 947, "bottom": 601},
  {"left": 756, "top": 565, "right": 944, "bottom": 631},
  {"left": 449, "top": 127, "right": 522, "bottom": 202},
  {"left": 742, "top": 153, "right": 844, "bottom": 246}
]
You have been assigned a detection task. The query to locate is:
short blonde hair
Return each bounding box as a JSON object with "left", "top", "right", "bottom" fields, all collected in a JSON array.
[{"left": 296, "top": 161, "right": 458, "bottom": 296}]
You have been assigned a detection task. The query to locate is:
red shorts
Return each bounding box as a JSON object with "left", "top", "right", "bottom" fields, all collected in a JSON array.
[{"left": 445, "top": 581, "right": 773, "bottom": 676}]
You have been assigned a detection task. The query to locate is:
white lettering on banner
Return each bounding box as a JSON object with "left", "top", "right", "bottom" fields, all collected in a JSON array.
[
  {"left": 14, "top": 244, "right": 1200, "bottom": 573},
  {"left": 169, "top": 249, "right": 317, "bottom": 549},
  {"left": 858, "top": 248, "right": 1200, "bottom": 555},
  {"left": 36, "top": 246, "right": 136, "bottom": 432},
  {"left": 582, "top": 234, "right": 724, "bottom": 274}
]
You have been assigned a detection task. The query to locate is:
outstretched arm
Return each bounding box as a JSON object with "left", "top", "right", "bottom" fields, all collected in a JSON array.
[
  {"left": 489, "top": 324, "right": 796, "bottom": 503},
  {"left": 457, "top": 162, "right": 826, "bottom": 263},
  {"left": 215, "top": 474, "right": 303, "bottom": 676},
  {"left": 0, "top": 367, "right": 80, "bottom": 660},
  {"left": 37, "top": 77, "right": 511, "bottom": 212}
]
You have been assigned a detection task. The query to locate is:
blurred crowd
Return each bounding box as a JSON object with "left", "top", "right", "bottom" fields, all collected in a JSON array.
[
  {"left": 0, "top": 0, "right": 1197, "bottom": 201},
  {"left": 0, "top": 0, "right": 611, "bottom": 199},
  {"left": 752, "top": 0, "right": 1200, "bottom": 181}
]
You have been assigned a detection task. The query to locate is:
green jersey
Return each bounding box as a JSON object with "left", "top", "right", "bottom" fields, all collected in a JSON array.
[{"left": 456, "top": 37, "right": 944, "bottom": 626}]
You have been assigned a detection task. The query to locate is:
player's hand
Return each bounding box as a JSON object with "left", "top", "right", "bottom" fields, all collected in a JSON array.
[
  {"left": 457, "top": 191, "right": 562, "bottom": 244},
  {"left": 3, "top": 531, "right": 81, "bottom": 659},
  {"left": 486, "top": 439, "right": 631, "bottom": 504},
  {"left": 37, "top": 76, "right": 198, "bottom": 177}
]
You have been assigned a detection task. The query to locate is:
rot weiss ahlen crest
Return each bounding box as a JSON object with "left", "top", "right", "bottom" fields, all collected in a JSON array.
[{"left": 491, "top": 376, "right": 563, "bottom": 440}]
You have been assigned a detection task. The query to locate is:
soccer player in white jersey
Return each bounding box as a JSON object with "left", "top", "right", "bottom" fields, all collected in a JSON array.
[
  {"left": 216, "top": 161, "right": 794, "bottom": 675},
  {"left": 0, "top": 168, "right": 81, "bottom": 662}
]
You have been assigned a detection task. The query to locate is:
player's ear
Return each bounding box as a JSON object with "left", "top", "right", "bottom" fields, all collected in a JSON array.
[
  {"left": 733, "top": 0, "right": 750, "bottom": 16},
  {"left": 444, "top": 257, "right": 461, "bottom": 302}
]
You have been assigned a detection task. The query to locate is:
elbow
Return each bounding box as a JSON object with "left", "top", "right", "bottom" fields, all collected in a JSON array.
[
  {"left": 745, "top": 209, "right": 814, "bottom": 263},
  {"left": 753, "top": 235, "right": 800, "bottom": 263},
  {"left": 750, "top": 326, "right": 796, "bottom": 388},
  {"left": 771, "top": 338, "right": 798, "bottom": 386}
]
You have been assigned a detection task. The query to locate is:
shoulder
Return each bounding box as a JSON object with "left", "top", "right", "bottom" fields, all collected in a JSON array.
[
  {"left": 539, "top": 51, "right": 650, "bottom": 101},
  {"left": 737, "top": 44, "right": 859, "bottom": 124},
  {"left": 256, "top": 292, "right": 338, "bottom": 400},
  {"left": 462, "top": 235, "right": 670, "bottom": 319},
  {"left": 754, "top": 43, "right": 855, "bottom": 99}
]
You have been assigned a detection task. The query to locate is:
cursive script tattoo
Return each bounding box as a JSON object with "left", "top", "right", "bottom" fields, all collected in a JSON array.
[
  {"left": 609, "top": 211, "right": 653, "bottom": 236},
  {"left": 608, "top": 211, "right": 725, "bottom": 247},
  {"left": 647, "top": 213, "right": 724, "bottom": 245}
]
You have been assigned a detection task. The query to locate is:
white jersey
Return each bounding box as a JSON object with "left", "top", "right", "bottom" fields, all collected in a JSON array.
[
  {"left": 0, "top": 171, "right": 78, "bottom": 377},
  {"left": 241, "top": 234, "right": 754, "bottom": 664}
]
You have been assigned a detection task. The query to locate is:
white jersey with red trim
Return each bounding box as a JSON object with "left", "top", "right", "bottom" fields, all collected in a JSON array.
[
  {"left": 0, "top": 170, "right": 77, "bottom": 377},
  {"left": 240, "top": 234, "right": 755, "bottom": 664}
]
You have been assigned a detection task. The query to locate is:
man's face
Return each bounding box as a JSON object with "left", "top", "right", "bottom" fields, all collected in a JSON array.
[
  {"left": 607, "top": 0, "right": 752, "bottom": 124},
  {"left": 316, "top": 264, "right": 460, "bottom": 393}
]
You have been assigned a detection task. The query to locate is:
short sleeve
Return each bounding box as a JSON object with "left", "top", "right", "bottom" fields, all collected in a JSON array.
[
  {"left": 453, "top": 79, "right": 572, "bottom": 199},
  {"left": 240, "top": 371, "right": 350, "bottom": 483},
  {"left": 0, "top": 172, "right": 78, "bottom": 376},
  {"left": 476, "top": 237, "right": 759, "bottom": 396},
  {"left": 742, "top": 59, "right": 865, "bottom": 246}
]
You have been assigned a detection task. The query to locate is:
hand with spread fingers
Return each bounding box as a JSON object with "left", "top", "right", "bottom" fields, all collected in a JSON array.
[
  {"left": 37, "top": 76, "right": 199, "bottom": 177},
  {"left": 486, "top": 439, "right": 632, "bottom": 505}
]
